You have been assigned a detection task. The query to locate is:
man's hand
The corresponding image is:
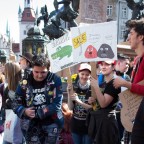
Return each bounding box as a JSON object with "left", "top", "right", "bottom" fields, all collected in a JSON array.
[
  {"left": 24, "top": 107, "right": 35, "bottom": 119},
  {"left": 113, "top": 77, "right": 126, "bottom": 88}
]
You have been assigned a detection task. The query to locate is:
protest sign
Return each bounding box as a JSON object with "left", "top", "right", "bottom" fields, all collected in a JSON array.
[
  {"left": 71, "top": 21, "right": 117, "bottom": 62},
  {"left": 118, "top": 80, "right": 144, "bottom": 132},
  {"left": 47, "top": 32, "right": 76, "bottom": 73},
  {"left": 48, "top": 21, "right": 117, "bottom": 73}
]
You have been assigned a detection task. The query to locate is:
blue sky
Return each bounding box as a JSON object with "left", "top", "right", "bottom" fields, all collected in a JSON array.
[{"left": 0, "top": 0, "right": 54, "bottom": 42}]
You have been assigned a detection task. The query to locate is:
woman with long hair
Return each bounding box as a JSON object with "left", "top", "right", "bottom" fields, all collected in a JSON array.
[{"left": 2, "top": 62, "right": 23, "bottom": 144}]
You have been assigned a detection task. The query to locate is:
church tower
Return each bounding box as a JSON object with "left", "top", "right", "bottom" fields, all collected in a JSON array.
[
  {"left": 24, "top": 0, "right": 33, "bottom": 8},
  {"left": 19, "top": 0, "right": 37, "bottom": 55}
]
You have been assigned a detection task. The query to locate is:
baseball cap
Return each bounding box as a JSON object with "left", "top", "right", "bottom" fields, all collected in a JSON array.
[
  {"left": 19, "top": 52, "right": 34, "bottom": 63},
  {"left": 98, "top": 60, "right": 116, "bottom": 65},
  {"left": 78, "top": 63, "right": 91, "bottom": 72}
]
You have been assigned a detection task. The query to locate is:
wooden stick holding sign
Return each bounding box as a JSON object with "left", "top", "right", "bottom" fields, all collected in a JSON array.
[
  {"left": 65, "top": 67, "right": 74, "bottom": 110},
  {"left": 90, "top": 62, "right": 97, "bottom": 110}
]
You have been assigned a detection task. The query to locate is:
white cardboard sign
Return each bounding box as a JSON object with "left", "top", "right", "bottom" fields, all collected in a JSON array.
[
  {"left": 71, "top": 21, "right": 117, "bottom": 62},
  {"left": 118, "top": 81, "right": 144, "bottom": 132}
]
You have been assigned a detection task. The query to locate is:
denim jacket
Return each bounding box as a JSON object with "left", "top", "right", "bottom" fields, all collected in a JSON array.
[{"left": 12, "top": 72, "right": 64, "bottom": 127}]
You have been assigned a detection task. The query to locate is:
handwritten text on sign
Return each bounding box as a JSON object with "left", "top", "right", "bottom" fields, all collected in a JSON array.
[
  {"left": 70, "top": 21, "right": 117, "bottom": 62},
  {"left": 72, "top": 32, "right": 87, "bottom": 48},
  {"left": 119, "top": 81, "right": 144, "bottom": 132}
]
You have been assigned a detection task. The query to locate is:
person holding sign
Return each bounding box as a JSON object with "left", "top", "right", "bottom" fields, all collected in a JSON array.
[
  {"left": 87, "top": 60, "right": 121, "bottom": 144},
  {"left": 67, "top": 63, "right": 93, "bottom": 144},
  {"left": 113, "top": 18, "right": 144, "bottom": 144}
]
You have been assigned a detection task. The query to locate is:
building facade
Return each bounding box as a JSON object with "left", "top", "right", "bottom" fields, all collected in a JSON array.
[
  {"left": 77, "top": 0, "right": 132, "bottom": 43},
  {"left": 107, "top": 0, "right": 136, "bottom": 58},
  {"left": 77, "top": 0, "right": 108, "bottom": 24},
  {"left": 0, "top": 34, "right": 10, "bottom": 64},
  {"left": 107, "top": 0, "right": 132, "bottom": 43},
  {"left": 18, "top": 0, "right": 38, "bottom": 56}
]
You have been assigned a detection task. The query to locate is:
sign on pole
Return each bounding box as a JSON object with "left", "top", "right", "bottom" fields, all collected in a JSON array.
[
  {"left": 71, "top": 21, "right": 117, "bottom": 62},
  {"left": 48, "top": 21, "right": 117, "bottom": 73}
]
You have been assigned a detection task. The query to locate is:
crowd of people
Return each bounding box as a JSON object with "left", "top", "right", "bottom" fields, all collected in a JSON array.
[{"left": 0, "top": 18, "right": 144, "bottom": 144}]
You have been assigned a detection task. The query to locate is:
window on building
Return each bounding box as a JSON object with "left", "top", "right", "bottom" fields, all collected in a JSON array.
[
  {"left": 121, "top": 20, "right": 127, "bottom": 25},
  {"left": 122, "top": 7, "right": 127, "bottom": 18},
  {"left": 27, "top": 13, "right": 30, "bottom": 17},
  {"left": 107, "top": 5, "right": 113, "bottom": 16},
  {"left": 24, "top": 30, "right": 27, "bottom": 35},
  {"left": 120, "top": 26, "right": 126, "bottom": 39}
]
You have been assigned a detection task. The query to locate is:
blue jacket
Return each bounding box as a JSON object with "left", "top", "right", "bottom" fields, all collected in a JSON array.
[{"left": 13, "top": 72, "right": 64, "bottom": 127}]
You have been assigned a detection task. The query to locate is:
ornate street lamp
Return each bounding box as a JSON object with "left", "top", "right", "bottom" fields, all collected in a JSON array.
[
  {"left": 22, "top": 25, "right": 50, "bottom": 55},
  {"left": 0, "top": 49, "right": 7, "bottom": 64},
  {"left": 22, "top": 0, "right": 80, "bottom": 56}
]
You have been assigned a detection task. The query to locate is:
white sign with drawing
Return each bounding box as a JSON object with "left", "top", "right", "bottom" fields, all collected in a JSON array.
[
  {"left": 47, "top": 32, "right": 75, "bottom": 73},
  {"left": 71, "top": 21, "right": 117, "bottom": 62}
]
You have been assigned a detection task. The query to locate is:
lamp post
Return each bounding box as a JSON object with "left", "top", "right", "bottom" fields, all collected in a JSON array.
[
  {"left": 0, "top": 49, "right": 6, "bottom": 64},
  {"left": 22, "top": 25, "right": 50, "bottom": 55}
]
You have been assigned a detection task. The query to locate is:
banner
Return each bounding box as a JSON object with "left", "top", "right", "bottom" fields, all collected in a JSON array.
[{"left": 71, "top": 21, "right": 117, "bottom": 62}]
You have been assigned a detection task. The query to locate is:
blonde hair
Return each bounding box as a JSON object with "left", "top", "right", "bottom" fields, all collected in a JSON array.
[{"left": 4, "top": 62, "right": 21, "bottom": 91}]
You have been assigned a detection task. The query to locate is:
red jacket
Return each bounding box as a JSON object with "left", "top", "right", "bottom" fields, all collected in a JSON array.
[{"left": 131, "top": 55, "right": 144, "bottom": 95}]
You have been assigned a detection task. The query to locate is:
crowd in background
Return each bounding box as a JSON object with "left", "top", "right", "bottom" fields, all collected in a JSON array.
[
  {"left": 0, "top": 52, "right": 134, "bottom": 144},
  {"left": 0, "top": 18, "right": 144, "bottom": 144}
]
